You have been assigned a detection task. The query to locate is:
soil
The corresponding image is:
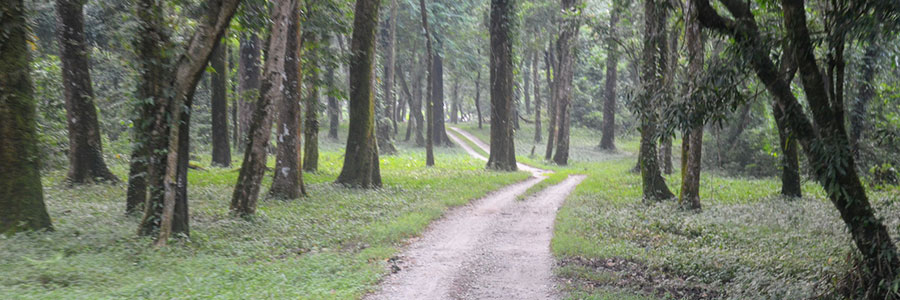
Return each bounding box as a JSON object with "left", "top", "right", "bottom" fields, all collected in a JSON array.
[{"left": 364, "top": 127, "right": 584, "bottom": 299}]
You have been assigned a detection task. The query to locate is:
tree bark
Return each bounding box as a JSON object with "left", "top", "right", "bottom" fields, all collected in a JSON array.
[
  {"left": 486, "top": 0, "right": 518, "bottom": 171},
  {"left": 451, "top": 77, "right": 460, "bottom": 124},
  {"left": 553, "top": 0, "right": 580, "bottom": 166},
  {"left": 378, "top": 2, "right": 398, "bottom": 155},
  {"left": 432, "top": 54, "right": 450, "bottom": 146},
  {"left": 532, "top": 52, "right": 542, "bottom": 143},
  {"left": 475, "top": 70, "right": 483, "bottom": 129},
  {"left": 638, "top": 0, "right": 674, "bottom": 201},
  {"left": 697, "top": 0, "right": 899, "bottom": 288},
  {"left": 599, "top": 1, "right": 620, "bottom": 151},
  {"left": 420, "top": 0, "right": 435, "bottom": 166},
  {"left": 398, "top": 63, "right": 419, "bottom": 144},
  {"left": 544, "top": 47, "right": 558, "bottom": 161},
  {"left": 303, "top": 33, "right": 320, "bottom": 172},
  {"left": 210, "top": 36, "right": 231, "bottom": 167},
  {"left": 679, "top": 0, "right": 703, "bottom": 210},
  {"left": 232, "top": 0, "right": 296, "bottom": 214},
  {"left": 55, "top": 0, "right": 120, "bottom": 184},
  {"left": 524, "top": 54, "right": 532, "bottom": 115},
  {"left": 238, "top": 34, "right": 262, "bottom": 152},
  {"left": 269, "top": 3, "right": 306, "bottom": 200},
  {"left": 0, "top": 0, "right": 53, "bottom": 234},
  {"left": 327, "top": 61, "right": 340, "bottom": 140},
  {"left": 336, "top": 0, "right": 383, "bottom": 186}
]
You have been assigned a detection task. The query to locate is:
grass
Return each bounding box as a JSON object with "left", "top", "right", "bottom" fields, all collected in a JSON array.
[
  {"left": 466, "top": 121, "right": 900, "bottom": 299},
  {"left": 0, "top": 122, "right": 530, "bottom": 299},
  {"left": 518, "top": 171, "right": 571, "bottom": 201}
]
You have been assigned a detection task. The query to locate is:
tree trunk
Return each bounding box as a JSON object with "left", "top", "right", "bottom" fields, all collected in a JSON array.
[
  {"left": 327, "top": 38, "right": 340, "bottom": 140},
  {"left": 378, "top": 2, "right": 398, "bottom": 155},
  {"left": 398, "top": 63, "right": 417, "bottom": 143},
  {"left": 0, "top": 0, "right": 53, "bottom": 234},
  {"left": 475, "top": 70, "right": 483, "bottom": 129},
  {"left": 638, "top": 0, "right": 674, "bottom": 201},
  {"left": 553, "top": 0, "right": 580, "bottom": 166},
  {"left": 303, "top": 33, "right": 320, "bottom": 172},
  {"left": 524, "top": 55, "right": 532, "bottom": 115},
  {"left": 532, "top": 52, "right": 542, "bottom": 143},
  {"left": 679, "top": 0, "right": 703, "bottom": 210},
  {"left": 599, "top": 1, "right": 620, "bottom": 151},
  {"left": 486, "top": 0, "right": 518, "bottom": 171},
  {"left": 238, "top": 33, "right": 262, "bottom": 152},
  {"left": 660, "top": 137, "right": 673, "bottom": 174},
  {"left": 451, "top": 77, "right": 460, "bottom": 124},
  {"left": 210, "top": 36, "right": 231, "bottom": 167},
  {"left": 850, "top": 45, "right": 877, "bottom": 159},
  {"left": 544, "top": 47, "right": 557, "bottom": 161},
  {"left": 269, "top": 4, "right": 306, "bottom": 200},
  {"left": 336, "top": 0, "right": 383, "bottom": 186},
  {"left": 432, "top": 54, "right": 450, "bottom": 146},
  {"left": 420, "top": 0, "right": 435, "bottom": 166},
  {"left": 697, "top": 0, "right": 899, "bottom": 288},
  {"left": 55, "top": 0, "right": 119, "bottom": 184},
  {"left": 232, "top": 0, "right": 296, "bottom": 214}
]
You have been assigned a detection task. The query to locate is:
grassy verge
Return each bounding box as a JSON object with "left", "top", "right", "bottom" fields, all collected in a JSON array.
[
  {"left": 0, "top": 123, "right": 529, "bottom": 299},
  {"left": 517, "top": 171, "right": 571, "bottom": 201}
]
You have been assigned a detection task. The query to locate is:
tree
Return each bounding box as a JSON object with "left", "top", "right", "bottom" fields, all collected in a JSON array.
[
  {"left": 270, "top": 0, "right": 307, "bottom": 200},
  {"left": 697, "top": 0, "right": 900, "bottom": 290},
  {"left": 432, "top": 53, "right": 450, "bottom": 146},
  {"left": 336, "top": 0, "right": 383, "bottom": 187},
  {"left": 210, "top": 36, "right": 231, "bottom": 167},
  {"left": 552, "top": 0, "right": 580, "bottom": 166},
  {"left": 486, "top": 0, "right": 517, "bottom": 171},
  {"left": 636, "top": 0, "right": 674, "bottom": 201},
  {"left": 378, "top": 0, "right": 399, "bottom": 155},
  {"left": 303, "top": 32, "right": 320, "bottom": 173},
  {"left": 232, "top": 0, "right": 297, "bottom": 213},
  {"left": 237, "top": 33, "right": 262, "bottom": 151},
  {"left": 474, "top": 70, "right": 484, "bottom": 129},
  {"left": 679, "top": 0, "right": 703, "bottom": 210},
  {"left": 532, "top": 52, "right": 542, "bottom": 143},
  {"left": 599, "top": 0, "right": 622, "bottom": 151},
  {"left": 1, "top": 0, "right": 53, "bottom": 234},
  {"left": 54, "top": 0, "right": 120, "bottom": 184},
  {"left": 544, "top": 46, "right": 557, "bottom": 161},
  {"left": 326, "top": 56, "right": 340, "bottom": 140},
  {"left": 420, "top": 0, "right": 435, "bottom": 166}
]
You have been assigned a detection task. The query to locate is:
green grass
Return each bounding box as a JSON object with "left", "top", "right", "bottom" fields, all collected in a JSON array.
[
  {"left": 0, "top": 123, "right": 529, "bottom": 299},
  {"left": 465, "top": 121, "right": 900, "bottom": 299},
  {"left": 518, "top": 171, "right": 571, "bottom": 201}
]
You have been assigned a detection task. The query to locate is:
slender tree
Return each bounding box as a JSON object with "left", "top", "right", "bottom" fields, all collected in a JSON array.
[
  {"left": 637, "top": 0, "right": 674, "bottom": 201},
  {"left": 532, "top": 52, "right": 542, "bottom": 142},
  {"left": 270, "top": 1, "right": 306, "bottom": 200},
  {"left": 232, "top": 0, "right": 297, "bottom": 213},
  {"left": 210, "top": 36, "right": 231, "bottom": 167},
  {"left": 544, "top": 46, "right": 558, "bottom": 161},
  {"left": 553, "top": 0, "right": 580, "bottom": 166},
  {"left": 679, "top": 0, "right": 703, "bottom": 210},
  {"left": 336, "top": 0, "right": 383, "bottom": 186},
  {"left": 303, "top": 32, "right": 320, "bottom": 172},
  {"left": 599, "top": 0, "right": 621, "bottom": 151},
  {"left": 474, "top": 70, "right": 484, "bottom": 129},
  {"left": 432, "top": 53, "right": 450, "bottom": 146},
  {"left": 451, "top": 77, "right": 460, "bottom": 124},
  {"left": 486, "top": 0, "right": 518, "bottom": 171},
  {"left": 378, "top": 0, "right": 398, "bottom": 155},
  {"left": 237, "top": 33, "right": 262, "bottom": 151},
  {"left": 55, "top": 0, "right": 120, "bottom": 184},
  {"left": 0, "top": 0, "right": 53, "bottom": 234},
  {"left": 524, "top": 55, "right": 532, "bottom": 115},
  {"left": 420, "top": 0, "right": 435, "bottom": 166}
]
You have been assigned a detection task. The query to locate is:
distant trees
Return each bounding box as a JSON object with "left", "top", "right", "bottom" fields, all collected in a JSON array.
[
  {"left": 420, "top": 0, "right": 436, "bottom": 166},
  {"left": 336, "top": 0, "right": 383, "bottom": 187},
  {"left": 210, "top": 37, "right": 231, "bottom": 167},
  {"left": 678, "top": 0, "right": 703, "bottom": 210},
  {"left": 598, "top": 0, "right": 621, "bottom": 151},
  {"left": 54, "top": 0, "right": 120, "bottom": 184},
  {"left": 486, "top": 0, "right": 517, "bottom": 171},
  {"left": 552, "top": 0, "right": 581, "bottom": 166},
  {"left": 1, "top": 0, "right": 54, "bottom": 234}
]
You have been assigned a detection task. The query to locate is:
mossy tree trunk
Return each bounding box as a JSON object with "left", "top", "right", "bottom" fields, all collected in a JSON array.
[
  {"left": 55, "top": 0, "right": 120, "bottom": 184},
  {"left": 238, "top": 33, "right": 262, "bottom": 151},
  {"left": 210, "top": 36, "right": 231, "bottom": 167},
  {"left": 303, "top": 32, "right": 320, "bottom": 172},
  {"left": 269, "top": 3, "right": 306, "bottom": 200},
  {"left": 336, "top": 0, "right": 383, "bottom": 186},
  {"left": 637, "top": 0, "right": 674, "bottom": 201},
  {"left": 0, "top": 0, "right": 53, "bottom": 234},
  {"left": 679, "top": 0, "right": 704, "bottom": 210},
  {"left": 486, "top": 0, "right": 518, "bottom": 171}
]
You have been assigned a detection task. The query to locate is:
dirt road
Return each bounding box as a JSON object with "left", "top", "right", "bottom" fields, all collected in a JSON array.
[{"left": 365, "top": 127, "right": 585, "bottom": 300}]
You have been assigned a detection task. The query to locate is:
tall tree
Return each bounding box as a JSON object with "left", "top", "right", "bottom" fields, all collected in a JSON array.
[
  {"left": 232, "top": 0, "right": 296, "bottom": 213},
  {"left": 532, "top": 52, "right": 542, "bottom": 142},
  {"left": 336, "top": 0, "right": 383, "bottom": 186},
  {"left": 131, "top": 0, "right": 243, "bottom": 245},
  {"left": 378, "top": 0, "right": 398, "bottom": 155},
  {"left": 474, "top": 70, "right": 484, "bottom": 129},
  {"left": 270, "top": 1, "right": 307, "bottom": 200},
  {"left": 552, "top": 0, "right": 580, "bottom": 166},
  {"left": 399, "top": 63, "right": 424, "bottom": 145},
  {"left": 599, "top": 0, "right": 621, "bottom": 151},
  {"left": 432, "top": 53, "right": 450, "bottom": 146},
  {"left": 450, "top": 76, "right": 460, "bottom": 124},
  {"left": 210, "top": 37, "right": 231, "bottom": 167},
  {"left": 637, "top": 0, "right": 674, "bottom": 200},
  {"left": 237, "top": 33, "right": 262, "bottom": 151},
  {"left": 679, "top": 0, "right": 703, "bottom": 210},
  {"left": 773, "top": 47, "right": 802, "bottom": 198},
  {"left": 523, "top": 55, "right": 532, "bottom": 115},
  {"left": 420, "top": 0, "right": 435, "bottom": 166},
  {"left": 326, "top": 60, "right": 340, "bottom": 140},
  {"left": 697, "top": 0, "right": 900, "bottom": 289},
  {"left": 544, "top": 47, "right": 557, "bottom": 161},
  {"left": 486, "top": 0, "right": 518, "bottom": 171},
  {"left": 0, "top": 0, "right": 53, "bottom": 234},
  {"left": 54, "top": 0, "right": 120, "bottom": 184},
  {"left": 303, "top": 32, "right": 320, "bottom": 173}
]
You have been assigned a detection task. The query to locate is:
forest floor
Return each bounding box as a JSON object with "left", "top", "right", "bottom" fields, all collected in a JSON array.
[{"left": 366, "top": 127, "right": 584, "bottom": 299}]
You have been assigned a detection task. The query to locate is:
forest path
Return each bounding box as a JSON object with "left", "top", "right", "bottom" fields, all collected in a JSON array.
[{"left": 365, "top": 127, "right": 585, "bottom": 300}]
